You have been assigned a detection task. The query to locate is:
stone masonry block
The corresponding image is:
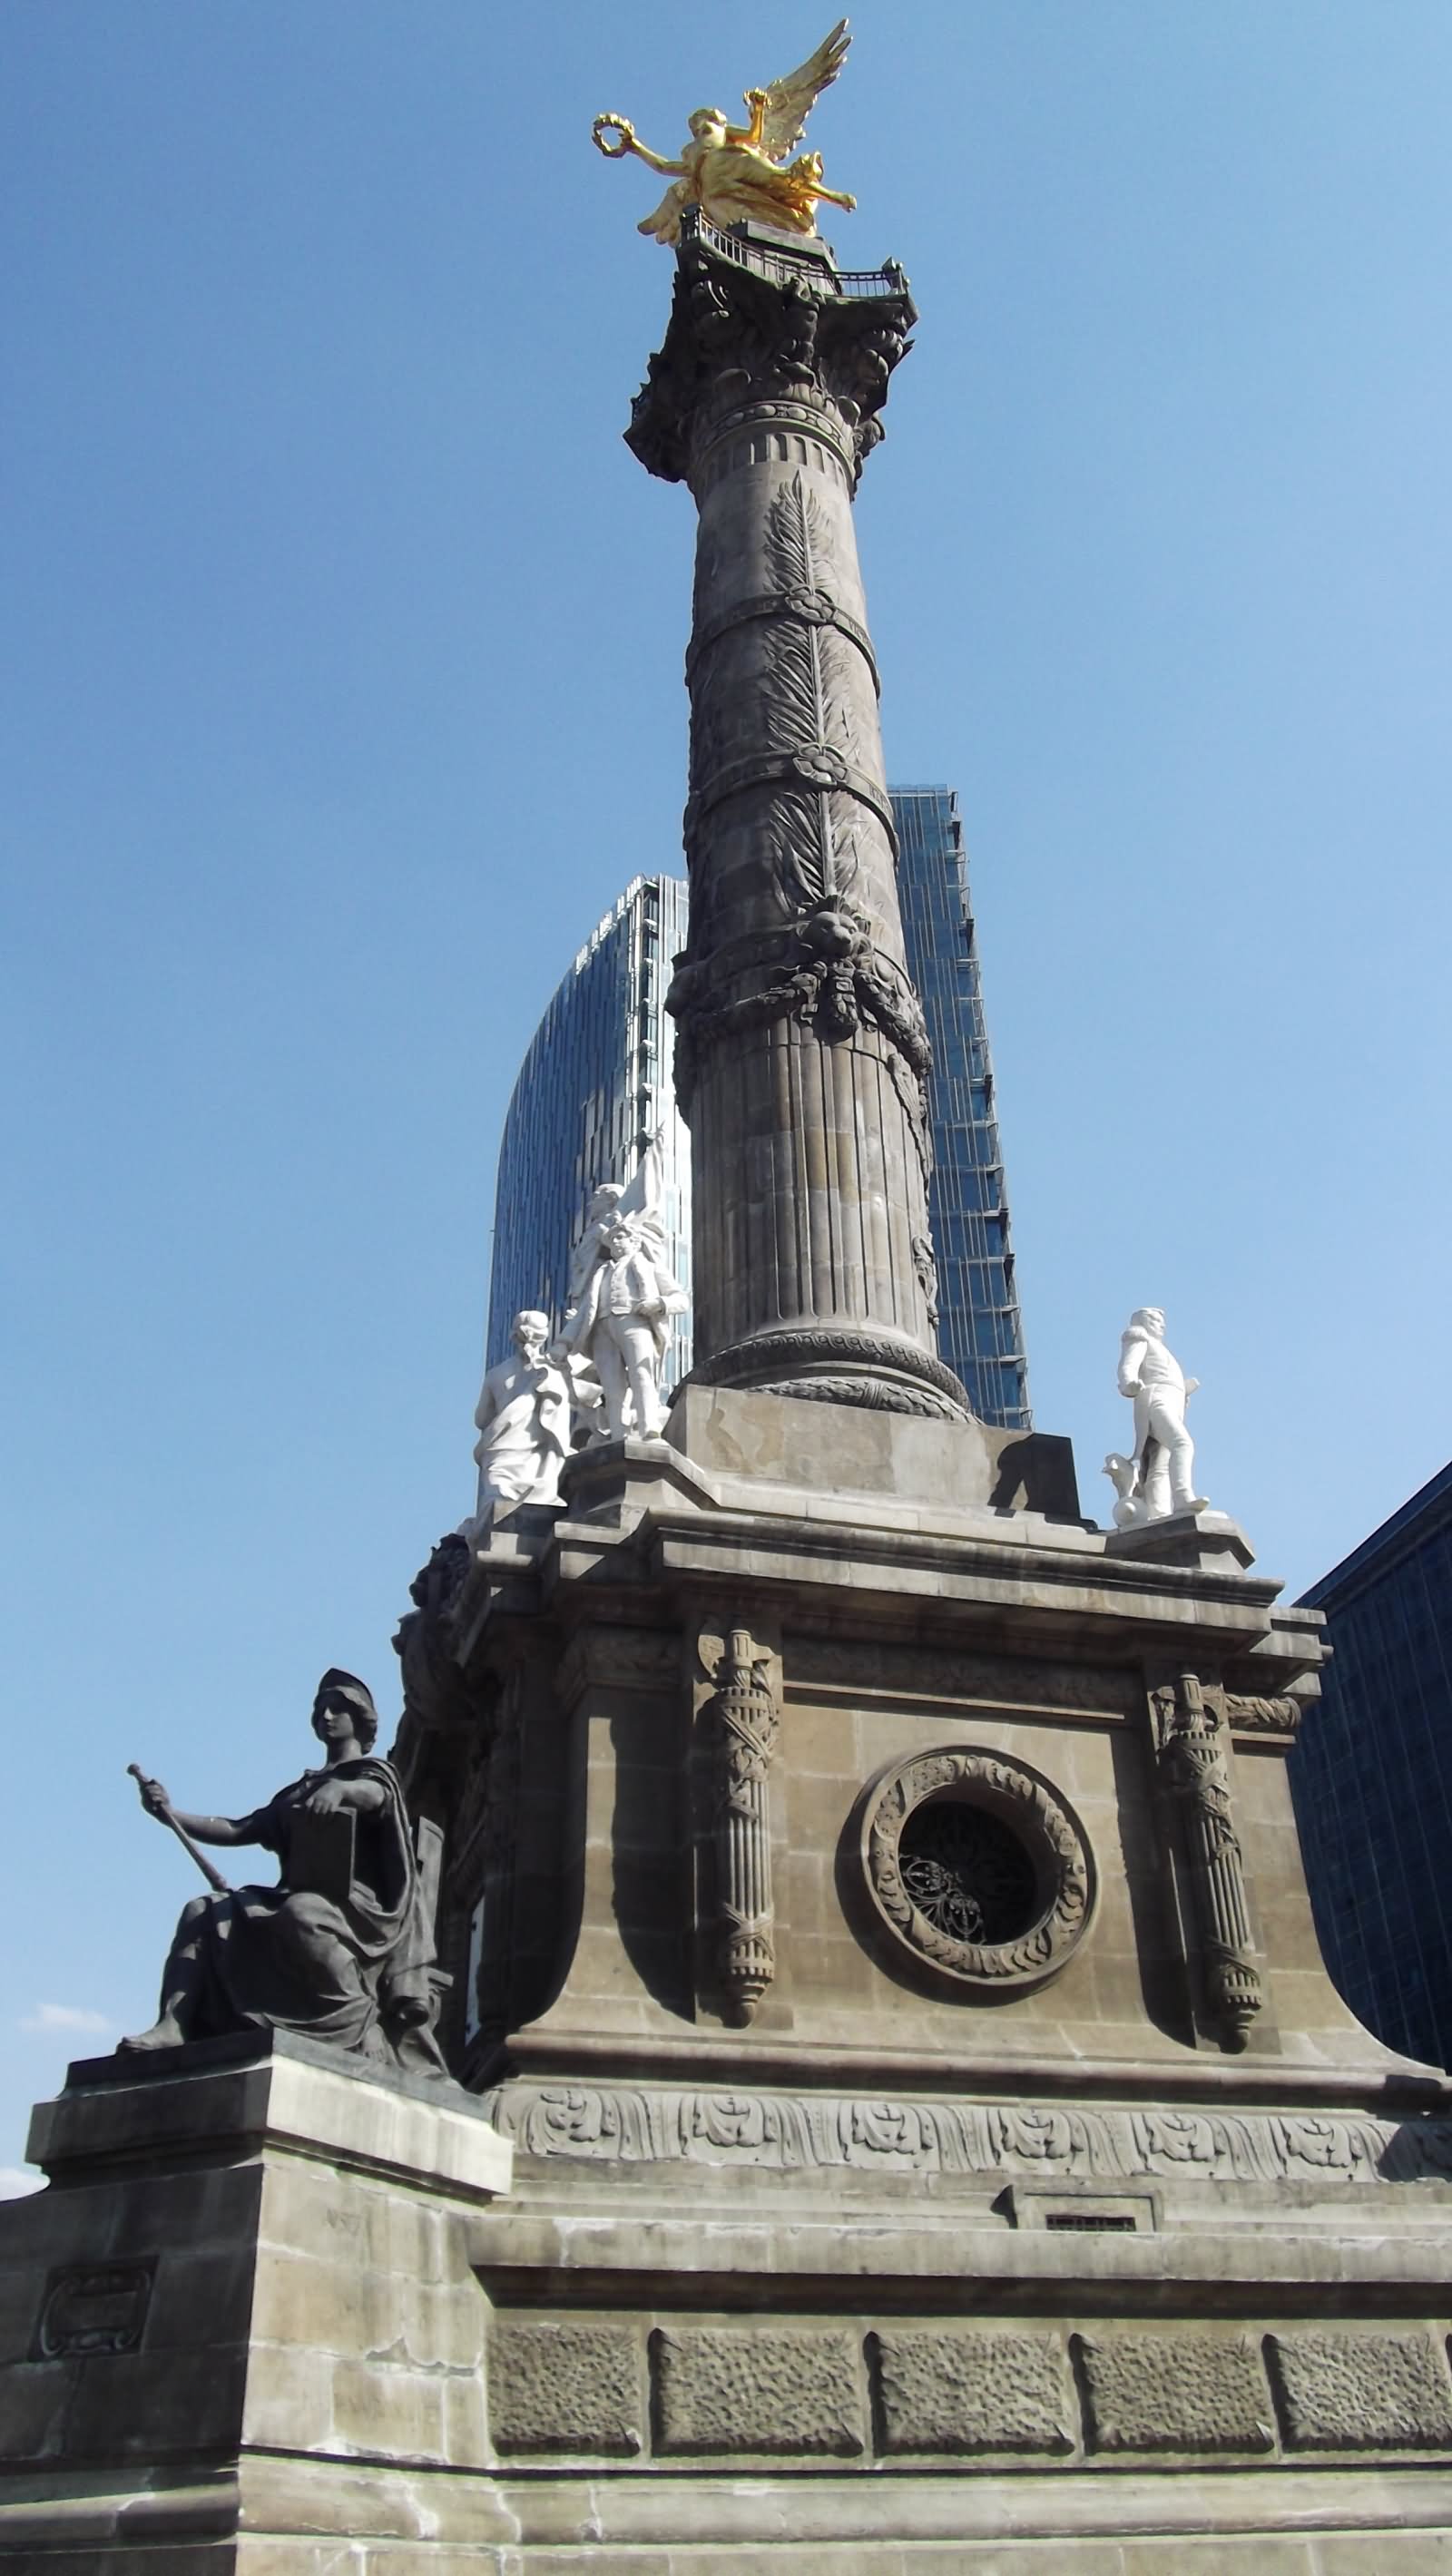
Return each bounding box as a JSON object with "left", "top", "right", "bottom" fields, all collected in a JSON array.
[
  {"left": 489, "top": 2319, "right": 643, "bottom": 2456},
  {"left": 1269, "top": 2331, "right": 1452, "bottom": 2451},
  {"left": 652, "top": 2325, "right": 865, "bottom": 2456},
  {"left": 1077, "top": 2331, "right": 1275, "bottom": 2454},
  {"left": 875, "top": 2328, "right": 1074, "bottom": 2454}
]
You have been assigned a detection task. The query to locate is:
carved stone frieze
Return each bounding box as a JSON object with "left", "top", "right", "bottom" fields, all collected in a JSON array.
[
  {"left": 488, "top": 2319, "right": 643, "bottom": 2457},
  {"left": 653, "top": 2325, "right": 865, "bottom": 2457},
  {"left": 1153, "top": 1673, "right": 1262, "bottom": 2051},
  {"left": 875, "top": 2329, "right": 1073, "bottom": 2456},
  {"left": 1077, "top": 2332, "right": 1275, "bottom": 2455},
  {"left": 480, "top": 2078, "right": 1452, "bottom": 2189},
  {"left": 859, "top": 1748, "right": 1095, "bottom": 1992},
  {"left": 1268, "top": 2331, "right": 1452, "bottom": 2451}
]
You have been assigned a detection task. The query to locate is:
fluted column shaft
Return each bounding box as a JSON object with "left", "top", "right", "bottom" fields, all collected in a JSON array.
[{"left": 631, "top": 215, "right": 969, "bottom": 1420}]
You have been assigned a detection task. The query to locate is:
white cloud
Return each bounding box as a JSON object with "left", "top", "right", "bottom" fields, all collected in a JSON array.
[
  {"left": 0, "top": 2168, "right": 42, "bottom": 2199},
  {"left": 19, "top": 2003, "right": 113, "bottom": 2036}
]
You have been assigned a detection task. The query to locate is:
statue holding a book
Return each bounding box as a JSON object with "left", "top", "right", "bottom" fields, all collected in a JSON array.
[{"left": 120, "top": 1669, "right": 446, "bottom": 2076}]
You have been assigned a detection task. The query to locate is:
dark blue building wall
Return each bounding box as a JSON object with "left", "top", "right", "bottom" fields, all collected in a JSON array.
[
  {"left": 1289, "top": 1461, "right": 1452, "bottom": 2072},
  {"left": 892, "top": 786, "right": 1031, "bottom": 1430}
]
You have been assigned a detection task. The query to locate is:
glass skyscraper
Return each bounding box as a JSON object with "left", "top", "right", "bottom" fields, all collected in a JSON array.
[
  {"left": 1288, "top": 1460, "right": 1452, "bottom": 2072},
  {"left": 485, "top": 789, "right": 1029, "bottom": 1427},
  {"left": 485, "top": 876, "right": 692, "bottom": 1389},
  {"left": 892, "top": 786, "right": 1030, "bottom": 1429}
]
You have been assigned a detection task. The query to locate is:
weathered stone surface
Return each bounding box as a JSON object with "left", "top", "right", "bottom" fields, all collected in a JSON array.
[
  {"left": 876, "top": 2327, "right": 1073, "bottom": 2454},
  {"left": 653, "top": 2325, "right": 865, "bottom": 2455},
  {"left": 489, "top": 2319, "right": 643, "bottom": 2457},
  {"left": 1270, "top": 2332, "right": 1452, "bottom": 2450},
  {"left": 1078, "top": 2332, "right": 1275, "bottom": 2454}
]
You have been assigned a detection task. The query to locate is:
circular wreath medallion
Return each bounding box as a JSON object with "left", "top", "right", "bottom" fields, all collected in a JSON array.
[{"left": 859, "top": 1748, "right": 1095, "bottom": 1992}]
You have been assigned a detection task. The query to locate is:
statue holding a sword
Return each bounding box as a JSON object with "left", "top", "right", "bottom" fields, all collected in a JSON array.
[{"left": 121, "top": 1669, "right": 445, "bottom": 2074}]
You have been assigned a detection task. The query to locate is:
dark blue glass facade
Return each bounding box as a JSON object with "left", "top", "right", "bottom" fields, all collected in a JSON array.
[
  {"left": 1288, "top": 1461, "right": 1452, "bottom": 2072},
  {"left": 892, "top": 786, "right": 1031, "bottom": 1429},
  {"left": 486, "top": 877, "right": 692, "bottom": 1387},
  {"left": 485, "top": 788, "right": 1029, "bottom": 1428}
]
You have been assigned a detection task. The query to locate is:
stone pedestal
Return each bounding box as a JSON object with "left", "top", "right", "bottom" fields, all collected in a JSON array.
[
  {"left": 374, "top": 1388, "right": 1452, "bottom": 2566},
  {"left": 0, "top": 2035, "right": 512, "bottom": 2570}
]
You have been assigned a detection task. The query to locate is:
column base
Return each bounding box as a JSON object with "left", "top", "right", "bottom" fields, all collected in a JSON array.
[{"left": 689, "top": 1323, "right": 973, "bottom": 1422}]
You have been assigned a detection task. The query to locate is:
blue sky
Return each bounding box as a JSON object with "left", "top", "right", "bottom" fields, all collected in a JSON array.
[{"left": 5, "top": 3, "right": 1451, "bottom": 2175}]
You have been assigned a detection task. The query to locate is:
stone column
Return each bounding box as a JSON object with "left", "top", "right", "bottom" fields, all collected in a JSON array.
[{"left": 632, "top": 211, "right": 970, "bottom": 1420}]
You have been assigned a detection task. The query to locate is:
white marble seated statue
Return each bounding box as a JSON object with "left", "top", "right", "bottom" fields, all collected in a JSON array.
[
  {"left": 1110, "top": 1305, "right": 1209, "bottom": 1524},
  {"left": 472, "top": 1308, "right": 572, "bottom": 1515},
  {"left": 554, "top": 1139, "right": 687, "bottom": 1441}
]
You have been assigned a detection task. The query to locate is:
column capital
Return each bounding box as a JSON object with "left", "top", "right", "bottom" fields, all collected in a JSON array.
[{"left": 626, "top": 211, "right": 917, "bottom": 492}]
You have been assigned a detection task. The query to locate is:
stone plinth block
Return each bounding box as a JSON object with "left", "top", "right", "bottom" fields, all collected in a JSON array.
[
  {"left": 875, "top": 2327, "right": 1074, "bottom": 2454},
  {"left": 1269, "top": 2331, "right": 1452, "bottom": 2451},
  {"left": 653, "top": 2324, "right": 866, "bottom": 2456},
  {"left": 0, "top": 2033, "right": 510, "bottom": 2568},
  {"left": 669, "top": 1379, "right": 1081, "bottom": 1518},
  {"left": 1077, "top": 2330, "right": 1276, "bottom": 2454},
  {"left": 489, "top": 2318, "right": 644, "bottom": 2456}
]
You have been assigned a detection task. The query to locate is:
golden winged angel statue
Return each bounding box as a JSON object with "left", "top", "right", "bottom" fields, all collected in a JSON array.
[{"left": 593, "top": 20, "right": 857, "bottom": 246}]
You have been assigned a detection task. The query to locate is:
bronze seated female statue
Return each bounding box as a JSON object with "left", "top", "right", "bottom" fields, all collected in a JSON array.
[{"left": 122, "top": 1670, "right": 445, "bottom": 2077}]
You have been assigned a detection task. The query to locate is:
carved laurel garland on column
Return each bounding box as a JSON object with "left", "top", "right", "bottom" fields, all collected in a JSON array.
[
  {"left": 1153, "top": 1673, "right": 1263, "bottom": 2052},
  {"left": 705, "top": 1625, "right": 781, "bottom": 2025}
]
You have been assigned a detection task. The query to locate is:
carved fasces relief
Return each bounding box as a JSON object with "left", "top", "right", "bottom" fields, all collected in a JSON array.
[
  {"left": 696, "top": 1621, "right": 782, "bottom": 2024},
  {"left": 858, "top": 1748, "right": 1095, "bottom": 1993},
  {"left": 1152, "top": 1673, "right": 1262, "bottom": 2052}
]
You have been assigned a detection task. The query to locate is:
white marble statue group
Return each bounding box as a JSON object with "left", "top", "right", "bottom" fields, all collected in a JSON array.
[
  {"left": 469, "top": 1141, "right": 687, "bottom": 1522},
  {"left": 1104, "top": 1306, "right": 1210, "bottom": 1528}
]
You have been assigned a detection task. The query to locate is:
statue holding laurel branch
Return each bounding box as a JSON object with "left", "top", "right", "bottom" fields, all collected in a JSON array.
[
  {"left": 593, "top": 20, "right": 858, "bottom": 246},
  {"left": 120, "top": 1669, "right": 446, "bottom": 2075}
]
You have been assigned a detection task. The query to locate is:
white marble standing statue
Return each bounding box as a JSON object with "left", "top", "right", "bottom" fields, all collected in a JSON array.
[
  {"left": 471, "top": 1309, "right": 572, "bottom": 1515},
  {"left": 1109, "top": 1305, "right": 1209, "bottom": 1524},
  {"left": 554, "top": 1141, "right": 687, "bottom": 1441}
]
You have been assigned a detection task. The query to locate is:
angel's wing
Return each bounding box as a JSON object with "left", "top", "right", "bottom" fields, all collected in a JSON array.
[{"left": 756, "top": 19, "right": 850, "bottom": 165}]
